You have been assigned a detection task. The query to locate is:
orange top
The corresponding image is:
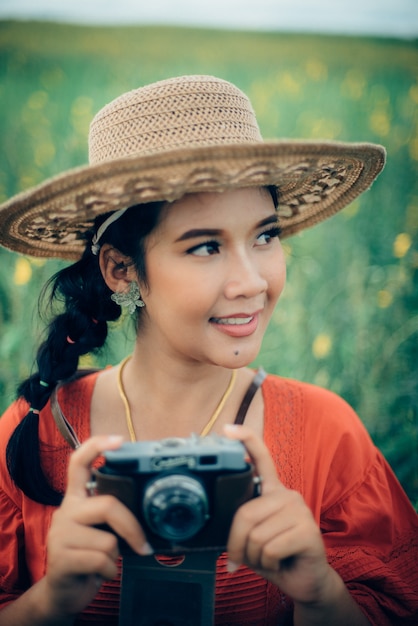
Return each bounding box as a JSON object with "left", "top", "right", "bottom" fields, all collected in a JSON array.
[{"left": 0, "top": 373, "right": 417, "bottom": 625}]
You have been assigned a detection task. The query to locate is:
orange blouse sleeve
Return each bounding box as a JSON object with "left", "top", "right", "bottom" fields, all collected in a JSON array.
[
  {"left": 0, "top": 374, "right": 99, "bottom": 610},
  {"left": 0, "top": 398, "right": 41, "bottom": 607},
  {"left": 263, "top": 376, "right": 418, "bottom": 625}
]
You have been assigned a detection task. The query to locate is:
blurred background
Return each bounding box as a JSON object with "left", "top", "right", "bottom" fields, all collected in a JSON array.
[{"left": 0, "top": 1, "right": 417, "bottom": 504}]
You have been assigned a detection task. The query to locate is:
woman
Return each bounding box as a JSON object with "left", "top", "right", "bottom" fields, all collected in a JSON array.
[{"left": 0, "top": 75, "right": 416, "bottom": 625}]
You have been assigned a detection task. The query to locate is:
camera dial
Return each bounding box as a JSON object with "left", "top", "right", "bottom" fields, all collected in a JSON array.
[{"left": 143, "top": 474, "right": 209, "bottom": 542}]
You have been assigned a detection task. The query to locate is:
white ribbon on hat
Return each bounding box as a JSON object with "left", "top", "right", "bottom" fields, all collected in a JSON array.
[{"left": 91, "top": 207, "right": 129, "bottom": 255}]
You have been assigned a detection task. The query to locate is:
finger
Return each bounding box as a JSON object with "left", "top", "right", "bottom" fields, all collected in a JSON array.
[
  {"left": 62, "top": 495, "right": 151, "bottom": 555},
  {"left": 227, "top": 490, "right": 291, "bottom": 564},
  {"left": 228, "top": 488, "right": 320, "bottom": 572},
  {"left": 223, "top": 424, "right": 282, "bottom": 494},
  {"left": 51, "top": 521, "right": 120, "bottom": 562},
  {"left": 257, "top": 523, "right": 319, "bottom": 572},
  {"left": 66, "top": 435, "right": 123, "bottom": 498},
  {"left": 54, "top": 547, "right": 120, "bottom": 581},
  {"left": 245, "top": 504, "right": 314, "bottom": 571}
]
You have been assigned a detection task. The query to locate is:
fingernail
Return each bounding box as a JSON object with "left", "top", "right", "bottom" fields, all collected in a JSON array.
[
  {"left": 224, "top": 424, "right": 240, "bottom": 434},
  {"left": 103, "top": 435, "right": 124, "bottom": 449},
  {"left": 227, "top": 559, "right": 240, "bottom": 573},
  {"left": 107, "top": 435, "right": 124, "bottom": 444},
  {"left": 138, "top": 541, "right": 154, "bottom": 556}
]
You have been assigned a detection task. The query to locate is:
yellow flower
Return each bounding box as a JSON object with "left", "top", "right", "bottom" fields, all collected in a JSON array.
[
  {"left": 393, "top": 233, "right": 412, "bottom": 258},
  {"left": 34, "top": 141, "right": 56, "bottom": 167},
  {"left": 409, "top": 85, "right": 418, "bottom": 104},
  {"left": 279, "top": 72, "right": 301, "bottom": 97},
  {"left": 13, "top": 258, "right": 32, "bottom": 285},
  {"left": 369, "top": 110, "right": 391, "bottom": 137},
  {"left": 71, "top": 96, "right": 94, "bottom": 135},
  {"left": 312, "top": 333, "right": 332, "bottom": 359},
  {"left": 377, "top": 290, "right": 393, "bottom": 308},
  {"left": 341, "top": 69, "right": 365, "bottom": 100},
  {"left": 408, "top": 139, "right": 418, "bottom": 161},
  {"left": 305, "top": 59, "right": 328, "bottom": 82},
  {"left": 27, "top": 90, "right": 48, "bottom": 110},
  {"left": 343, "top": 199, "right": 360, "bottom": 218},
  {"left": 79, "top": 354, "right": 95, "bottom": 368}
]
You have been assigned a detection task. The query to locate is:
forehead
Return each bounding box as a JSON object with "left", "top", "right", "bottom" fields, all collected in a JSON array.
[{"left": 156, "top": 187, "right": 275, "bottom": 232}]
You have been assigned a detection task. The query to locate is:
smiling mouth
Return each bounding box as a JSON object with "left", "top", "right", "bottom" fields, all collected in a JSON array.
[
  {"left": 209, "top": 313, "right": 260, "bottom": 337},
  {"left": 210, "top": 316, "right": 254, "bottom": 325}
]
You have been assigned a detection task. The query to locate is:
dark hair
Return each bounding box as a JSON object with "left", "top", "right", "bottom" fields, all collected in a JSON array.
[
  {"left": 6, "top": 200, "right": 166, "bottom": 504},
  {"left": 6, "top": 186, "right": 278, "bottom": 505}
]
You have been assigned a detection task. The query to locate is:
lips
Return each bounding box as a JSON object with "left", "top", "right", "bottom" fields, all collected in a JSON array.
[{"left": 209, "top": 312, "right": 260, "bottom": 337}]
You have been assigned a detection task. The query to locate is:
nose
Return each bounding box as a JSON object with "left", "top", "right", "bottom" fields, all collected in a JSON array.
[{"left": 223, "top": 250, "right": 268, "bottom": 300}]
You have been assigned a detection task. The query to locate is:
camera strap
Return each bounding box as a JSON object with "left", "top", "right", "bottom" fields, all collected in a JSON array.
[
  {"left": 119, "top": 549, "right": 221, "bottom": 626},
  {"left": 234, "top": 367, "right": 266, "bottom": 425}
]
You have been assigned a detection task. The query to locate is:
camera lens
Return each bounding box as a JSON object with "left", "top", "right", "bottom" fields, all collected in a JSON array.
[{"left": 143, "top": 474, "right": 209, "bottom": 542}]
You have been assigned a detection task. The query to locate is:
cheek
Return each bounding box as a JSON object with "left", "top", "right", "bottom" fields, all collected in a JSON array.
[
  {"left": 144, "top": 269, "right": 211, "bottom": 318},
  {"left": 268, "top": 248, "right": 287, "bottom": 301}
]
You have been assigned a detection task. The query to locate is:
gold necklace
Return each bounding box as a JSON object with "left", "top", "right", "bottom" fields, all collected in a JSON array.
[{"left": 117, "top": 356, "right": 237, "bottom": 441}]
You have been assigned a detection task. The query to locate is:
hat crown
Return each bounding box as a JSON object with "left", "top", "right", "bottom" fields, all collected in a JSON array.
[{"left": 88, "top": 75, "right": 263, "bottom": 164}]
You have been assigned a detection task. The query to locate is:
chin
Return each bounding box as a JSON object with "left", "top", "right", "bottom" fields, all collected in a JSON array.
[{"left": 216, "top": 347, "right": 260, "bottom": 369}]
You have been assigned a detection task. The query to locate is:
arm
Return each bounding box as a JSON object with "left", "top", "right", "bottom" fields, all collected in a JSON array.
[
  {"left": 224, "top": 425, "right": 370, "bottom": 626},
  {"left": 0, "top": 435, "right": 151, "bottom": 626},
  {"left": 293, "top": 571, "right": 370, "bottom": 626},
  {"left": 0, "top": 579, "right": 75, "bottom": 626}
]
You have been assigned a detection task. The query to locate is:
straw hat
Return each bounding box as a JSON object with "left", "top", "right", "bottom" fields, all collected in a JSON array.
[{"left": 0, "top": 75, "right": 385, "bottom": 260}]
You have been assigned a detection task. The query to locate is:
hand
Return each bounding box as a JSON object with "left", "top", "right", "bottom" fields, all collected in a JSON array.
[
  {"left": 43, "top": 435, "right": 151, "bottom": 619},
  {"left": 224, "top": 425, "right": 336, "bottom": 606}
]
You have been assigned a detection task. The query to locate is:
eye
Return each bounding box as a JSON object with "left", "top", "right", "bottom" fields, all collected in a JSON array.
[
  {"left": 256, "top": 226, "right": 281, "bottom": 246},
  {"left": 187, "top": 240, "right": 221, "bottom": 256}
]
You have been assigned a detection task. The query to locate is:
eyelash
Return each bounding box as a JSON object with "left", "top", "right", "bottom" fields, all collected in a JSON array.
[
  {"left": 187, "top": 240, "right": 220, "bottom": 256},
  {"left": 257, "top": 226, "right": 282, "bottom": 245},
  {"left": 187, "top": 226, "right": 282, "bottom": 256}
]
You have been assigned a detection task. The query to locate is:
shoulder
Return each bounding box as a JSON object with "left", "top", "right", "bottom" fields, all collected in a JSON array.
[
  {"left": 0, "top": 397, "right": 30, "bottom": 446},
  {"left": 0, "top": 370, "right": 101, "bottom": 451},
  {"left": 0, "top": 398, "right": 29, "bottom": 503},
  {"left": 262, "top": 373, "right": 350, "bottom": 410},
  {"left": 56, "top": 369, "right": 101, "bottom": 408},
  {"left": 261, "top": 374, "right": 379, "bottom": 506},
  {"left": 262, "top": 374, "right": 369, "bottom": 439},
  {"left": 44, "top": 369, "right": 102, "bottom": 444}
]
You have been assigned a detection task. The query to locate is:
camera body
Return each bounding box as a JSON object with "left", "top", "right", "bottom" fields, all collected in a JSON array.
[{"left": 94, "top": 434, "right": 256, "bottom": 553}]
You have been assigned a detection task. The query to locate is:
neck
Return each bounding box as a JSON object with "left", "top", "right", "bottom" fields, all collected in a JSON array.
[{"left": 120, "top": 348, "right": 240, "bottom": 440}]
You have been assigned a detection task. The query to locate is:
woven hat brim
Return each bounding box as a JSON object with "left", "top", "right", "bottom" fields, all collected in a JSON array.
[{"left": 0, "top": 140, "right": 385, "bottom": 259}]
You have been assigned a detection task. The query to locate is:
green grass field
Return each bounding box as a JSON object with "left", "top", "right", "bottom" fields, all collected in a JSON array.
[{"left": 0, "top": 20, "right": 417, "bottom": 503}]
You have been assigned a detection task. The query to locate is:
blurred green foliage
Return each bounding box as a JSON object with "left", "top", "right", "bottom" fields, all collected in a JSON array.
[{"left": 0, "top": 21, "right": 417, "bottom": 504}]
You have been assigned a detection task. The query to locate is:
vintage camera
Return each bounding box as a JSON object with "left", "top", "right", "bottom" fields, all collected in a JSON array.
[{"left": 94, "top": 434, "right": 257, "bottom": 553}]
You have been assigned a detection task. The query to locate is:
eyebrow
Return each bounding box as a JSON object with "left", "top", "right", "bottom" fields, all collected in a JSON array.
[{"left": 175, "top": 214, "right": 279, "bottom": 242}]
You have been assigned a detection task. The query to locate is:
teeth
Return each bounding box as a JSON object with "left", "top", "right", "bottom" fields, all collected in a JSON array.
[{"left": 212, "top": 316, "right": 253, "bottom": 325}]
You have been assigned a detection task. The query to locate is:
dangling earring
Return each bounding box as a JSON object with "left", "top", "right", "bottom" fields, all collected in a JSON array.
[{"left": 111, "top": 281, "right": 145, "bottom": 314}]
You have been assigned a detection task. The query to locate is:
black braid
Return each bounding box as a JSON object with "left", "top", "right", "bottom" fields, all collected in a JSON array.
[
  {"left": 6, "top": 251, "right": 119, "bottom": 504},
  {"left": 6, "top": 201, "right": 166, "bottom": 505}
]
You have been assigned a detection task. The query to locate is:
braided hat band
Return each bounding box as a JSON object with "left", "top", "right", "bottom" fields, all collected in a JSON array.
[{"left": 0, "top": 75, "right": 385, "bottom": 260}]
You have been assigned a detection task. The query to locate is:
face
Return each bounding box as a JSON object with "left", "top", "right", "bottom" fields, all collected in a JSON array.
[{"left": 138, "top": 187, "right": 286, "bottom": 368}]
